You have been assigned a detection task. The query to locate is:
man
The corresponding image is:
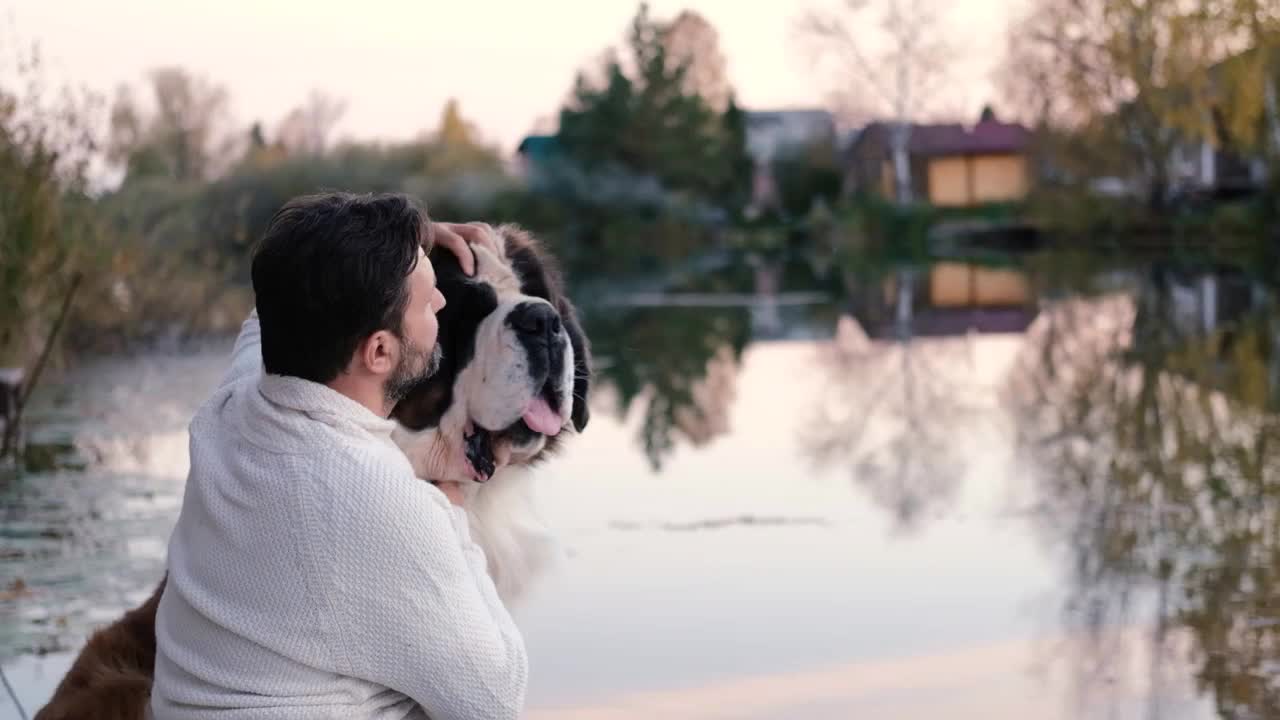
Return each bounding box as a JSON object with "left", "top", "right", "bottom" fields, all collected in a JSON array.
[{"left": 150, "top": 192, "right": 525, "bottom": 720}]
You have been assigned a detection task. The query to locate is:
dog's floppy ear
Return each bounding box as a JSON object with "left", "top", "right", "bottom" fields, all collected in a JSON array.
[
  {"left": 499, "top": 224, "right": 592, "bottom": 432},
  {"left": 558, "top": 295, "right": 592, "bottom": 432}
]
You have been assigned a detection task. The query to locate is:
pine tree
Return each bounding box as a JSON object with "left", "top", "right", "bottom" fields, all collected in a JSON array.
[{"left": 557, "top": 3, "right": 739, "bottom": 204}]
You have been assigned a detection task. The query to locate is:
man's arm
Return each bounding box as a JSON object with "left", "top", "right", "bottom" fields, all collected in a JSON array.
[
  {"left": 310, "top": 456, "right": 527, "bottom": 720},
  {"left": 217, "top": 310, "right": 262, "bottom": 390}
]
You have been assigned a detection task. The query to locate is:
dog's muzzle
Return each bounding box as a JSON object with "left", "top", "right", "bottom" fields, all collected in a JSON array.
[{"left": 506, "top": 301, "right": 567, "bottom": 436}]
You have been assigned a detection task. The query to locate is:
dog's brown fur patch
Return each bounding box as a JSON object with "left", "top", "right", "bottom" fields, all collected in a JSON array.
[{"left": 34, "top": 578, "right": 165, "bottom": 720}]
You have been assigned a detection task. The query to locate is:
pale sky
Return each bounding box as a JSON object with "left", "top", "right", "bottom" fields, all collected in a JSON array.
[{"left": 7, "top": 0, "right": 1028, "bottom": 154}]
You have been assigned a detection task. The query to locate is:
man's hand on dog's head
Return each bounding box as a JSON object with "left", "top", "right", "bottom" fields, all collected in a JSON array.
[
  {"left": 438, "top": 222, "right": 503, "bottom": 257},
  {"left": 430, "top": 222, "right": 503, "bottom": 277},
  {"left": 428, "top": 222, "right": 476, "bottom": 276}
]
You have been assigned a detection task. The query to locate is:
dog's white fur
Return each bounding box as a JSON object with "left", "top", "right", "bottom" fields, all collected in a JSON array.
[
  {"left": 458, "top": 466, "right": 559, "bottom": 604},
  {"left": 392, "top": 232, "right": 574, "bottom": 607},
  {"left": 394, "top": 418, "right": 562, "bottom": 606}
]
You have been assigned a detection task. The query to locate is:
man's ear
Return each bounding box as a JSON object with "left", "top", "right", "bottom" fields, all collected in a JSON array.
[{"left": 359, "top": 330, "right": 398, "bottom": 376}]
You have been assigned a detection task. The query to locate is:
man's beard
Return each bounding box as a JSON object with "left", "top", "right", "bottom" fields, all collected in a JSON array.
[{"left": 385, "top": 335, "right": 443, "bottom": 406}]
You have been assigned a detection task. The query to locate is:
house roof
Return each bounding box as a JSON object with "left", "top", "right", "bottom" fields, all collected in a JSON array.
[
  {"left": 744, "top": 109, "right": 834, "bottom": 126},
  {"left": 852, "top": 113, "right": 1031, "bottom": 158},
  {"left": 516, "top": 135, "right": 559, "bottom": 158},
  {"left": 743, "top": 109, "right": 836, "bottom": 163},
  {"left": 909, "top": 120, "right": 1030, "bottom": 156}
]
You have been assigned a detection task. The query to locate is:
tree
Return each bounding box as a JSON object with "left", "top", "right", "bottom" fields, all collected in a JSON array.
[
  {"left": 1013, "top": 1, "right": 1211, "bottom": 204},
  {"left": 422, "top": 99, "right": 503, "bottom": 179},
  {"left": 795, "top": 0, "right": 957, "bottom": 204},
  {"left": 0, "top": 42, "right": 98, "bottom": 391},
  {"left": 802, "top": 320, "right": 985, "bottom": 532},
  {"left": 1001, "top": 0, "right": 1280, "bottom": 205},
  {"left": 586, "top": 302, "right": 751, "bottom": 470},
  {"left": 770, "top": 136, "right": 842, "bottom": 218},
  {"left": 1215, "top": 1, "right": 1280, "bottom": 164},
  {"left": 435, "top": 99, "right": 477, "bottom": 147},
  {"left": 719, "top": 95, "right": 754, "bottom": 212},
  {"left": 109, "top": 67, "right": 233, "bottom": 183},
  {"left": 659, "top": 10, "right": 732, "bottom": 112},
  {"left": 1007, "top": 284, "right": 1280, "bottom": 718},
  {"left": 557, "top": 3, "right": 737, "bottom": 201},
  {"left": 276, "top": 90, "right": 346, "bottom": 156}
]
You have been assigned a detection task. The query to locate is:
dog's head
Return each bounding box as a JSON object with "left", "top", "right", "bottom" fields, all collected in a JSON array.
[{"left": 392, "top": 224, "right": 591, "bottom": 479}]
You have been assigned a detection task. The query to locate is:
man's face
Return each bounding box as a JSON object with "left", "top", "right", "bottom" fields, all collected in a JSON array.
[{"left": 385, "top": 248, "right": 446, "bottom": 404}]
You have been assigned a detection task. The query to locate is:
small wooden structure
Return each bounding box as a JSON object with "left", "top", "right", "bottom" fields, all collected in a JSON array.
[
  {"left": 843, "top": 107, "right": 1033, "bottom": 207},
  {"left": 0, "top": 367, "right": 22, "bottom": 455}
]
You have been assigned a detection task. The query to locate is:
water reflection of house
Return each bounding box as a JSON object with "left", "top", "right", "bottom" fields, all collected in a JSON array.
[
  {"left": 1133, "top": 265, "right": 1274, "bottom": 350},
  {"left": 843, "top": 108, "right": 1032, "bottom": 206},
  {"left": 1140, "top": 266, "right": 1265, "bottom": 337},
  {"left": 851, "top": 261, "right": 1039, "bottom": 339},
  {"left": 1132, "top": 265, "right": 1278, "bottom": 408}
]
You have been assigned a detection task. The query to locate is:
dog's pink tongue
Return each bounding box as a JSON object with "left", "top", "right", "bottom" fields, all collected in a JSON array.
[{"left": 522, "top": 396, "right": 562, "bottom": 436}]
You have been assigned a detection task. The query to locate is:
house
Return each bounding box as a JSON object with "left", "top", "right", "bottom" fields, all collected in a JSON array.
[
  {"left": 1092, "top": 47, "right": 1276, "bottom": 201},
  {"left": 1170, "top": 49, "right": 1276, "bottom": 196},
  {"left": 844, "top": 107, "right": 1032, "bottom": 207},
  {"left": 745, "top": 109, "right": 836, "bottom": 164},
  {"left": 517, "top": 109, "right": 838, "bottom": 180},
  {"left": 1175, "top": 46, "right": 1278, "bottom": 197},
  {"left": 1167, "top": 141, "right": 1266, "bottom": 197},
  {"left": 514, "top": 134, "right": 561, "bottom": 181},
  {"left": 517, "top": 109, "right": 841, "bottom": 213},
  {"left": 1103, "top": 106, "right": 1269, "bottom": 200},
  {"left": 1164, "top": 103, "right": 1270, "bottom": 198},
  {"left": 743, "top": 109, "right": 837, "bottom": 213}
]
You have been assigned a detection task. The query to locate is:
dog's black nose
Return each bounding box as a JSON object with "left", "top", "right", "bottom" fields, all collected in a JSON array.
[{"left": 508, "top": 302, "right": 561, "bottom": 340}]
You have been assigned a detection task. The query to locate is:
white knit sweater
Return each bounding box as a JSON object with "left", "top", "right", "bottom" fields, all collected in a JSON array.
[{"left": 150, "top": 311, "right": 527, "bottom": 720}]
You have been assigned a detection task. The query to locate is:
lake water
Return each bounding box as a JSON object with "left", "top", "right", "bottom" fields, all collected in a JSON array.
[{"left": 1, "top": 271, "right": 1276, "bottom": 718}]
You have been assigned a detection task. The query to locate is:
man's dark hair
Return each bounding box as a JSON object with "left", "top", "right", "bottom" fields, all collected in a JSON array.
[{"left": 251, "top": 192, "right": 431, "bottom": 383}]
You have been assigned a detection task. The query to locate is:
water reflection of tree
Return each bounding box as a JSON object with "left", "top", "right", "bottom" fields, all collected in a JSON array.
[
  {"left": 583, "top": 305, "right": 751, "bottom": 470},
  {"left": 1007, "top": 287, "right": 1280, "bottom": 719},
  {"left": 802, "top": 316, "right": 988, "bottom": 531}
]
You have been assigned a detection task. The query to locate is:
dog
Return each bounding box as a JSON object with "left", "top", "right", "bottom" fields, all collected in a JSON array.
[
  {"left": 34, "top": 223, "right": 591, "bottom": 720},
  {"left": 392, "top": 222, "right": 591, "bottom": 602}
]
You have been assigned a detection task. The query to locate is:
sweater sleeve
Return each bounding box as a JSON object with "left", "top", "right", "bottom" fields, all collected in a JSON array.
[
  {"left": 217, "top": 309, "right": 263, "bottom": 390},
  {"left": 445, "top": 504, "right": 513, "bottom": 631},
  {"left": 310, "top": 458, "right": 528, "bottom": 720}
]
